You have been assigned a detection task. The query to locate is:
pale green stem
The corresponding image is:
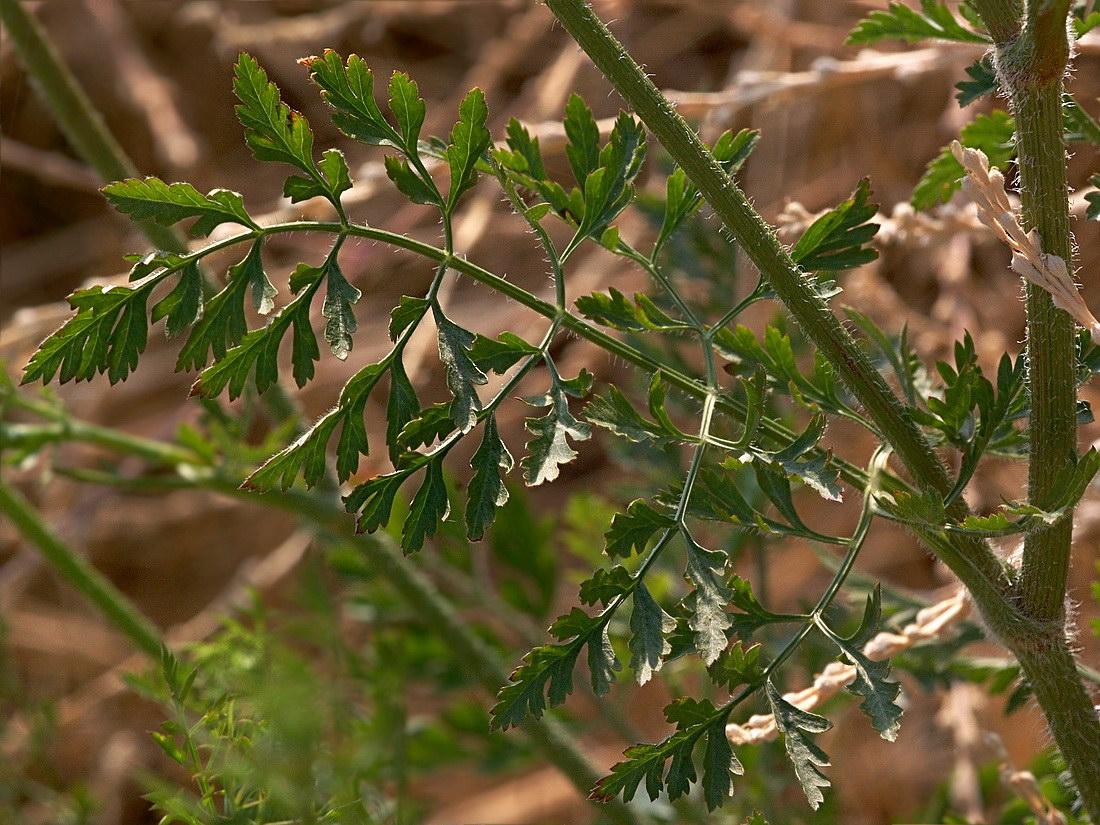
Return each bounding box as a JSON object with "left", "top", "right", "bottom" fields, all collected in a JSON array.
[
  {"left": 0, "top": 481, "right": 164, "bottom": 659},
  {"left": 0, "top": 0, "right": 184, "bottom": 254}
]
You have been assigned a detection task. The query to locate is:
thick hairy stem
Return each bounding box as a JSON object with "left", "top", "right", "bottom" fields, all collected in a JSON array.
[
  {"left": 544, "top": 0, "right": 1012, "bottom": 605},
  {"left": 1001, "top": 29, "right": 1078, "bottom": 623},
  {"left": 971, "top": 0, "right": 1100, "bottom": 814},
  {"left": 1009, "top": 631, "right": 1100, "bottom": 818},
  {"left": 1015, "top": 82, "right": 1078, "bottom": 621}
]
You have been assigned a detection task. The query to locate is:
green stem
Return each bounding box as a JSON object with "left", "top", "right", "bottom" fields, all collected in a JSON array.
[
  {"left": 967, "top": 0, "right": 1023, "bottom": 43},
  {"left": 1004, "top": 41, "right": 1078, "bottom": 626},
  {"left": 543, "top": 0, "right": 1011, "bottom": 605},
  {"left": 3, "top": 393, "right": 643, "bottom": 824},
  {"left": 1012, "top": 633, "right": 1100, "bottom": 818},
  {"left": 350, "top": 528, "right": 640, "bottom": 825},
  {"left": 0, "top": 0, "right": 183, "bottom": 254},
  {"left": 974, "top": 0, "right": 1100, "bottom": 815},
  {"left": 0, "top": 481, "right": 164, "bottom": 659}
]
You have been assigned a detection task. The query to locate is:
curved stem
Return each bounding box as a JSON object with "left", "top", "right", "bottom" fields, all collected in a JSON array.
[{"left": 0, "top": 481, "right": 164, "bottom": 659}]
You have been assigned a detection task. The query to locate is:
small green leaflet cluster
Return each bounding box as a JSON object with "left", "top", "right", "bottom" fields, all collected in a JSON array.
[
  {"left": 912, "top": 111, "right": 1015, "bottom": 209},
  {"left": 22, "top": 55, "right": 361, "bottom": 389},
  {"left": 846, "top": 0, "right": 988, "bottom": 45},
  {"left": 850, "top": 1, "right": 1100, "bottom": 210},
  {"left": 882, "top": 448, "right": 1100, "bottom": 539},
  {"left": 790, "top": 178, "right": 880, "bottom": 272},
  {"left": 493, "top": 94, "right": 646, "bottom": 245},
  {"left": 1087, "top": 174, "right": 1100, "bottom": 222}
]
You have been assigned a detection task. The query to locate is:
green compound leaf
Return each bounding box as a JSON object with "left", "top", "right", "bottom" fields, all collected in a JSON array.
[
  {"left": 1086, "top": 174, "right": 1100, "bottom": 222},
  {"left": 564, "top": 93, "right": 602, "bottom": 187},
  {"left": 103, "top": 178, "right": 257, "bottom": 237},
  {"left": 766, "top": 680, "right": 832, "bottom": 810},
  {"left": 727, "top": 575, "right": 789, "bottom": 638},
  {"left": 824, "top": 587, "right": 903, "bottom": 742},
  {"left": 22, "top": 281, "right": 153, "bottom": 386},
  {"left": 321, "top": 261, "right": 361, "bottom": 360},
  {"left": 434, "top": 306, "right": 488, "bottom": 433},
  {"left": 591, "top": 699, "right": 738, "bottom": 808},
  {"left": 283, "top": 147, "right": 352, "bottom": 203},
  {"left": 387, "top": 294, "right": 429, "bottom": 343},
  {"left": 304, "top": 51, "right": 401, "bottom": 149},
  {"left": 389, "top": 296, "right": 430, "bottom": 341},
  {"left": 465, "top": 413, "right": 514, "bottom": 541},
  {"left": 468, "top": 331, "right": 540, "bottom": 374},
  {"left": 447, "top": 87, "right": 492, "bottom": 209},
  {"left": 520, "top": 375, "right": 592, "bottom": 486},
  {"left": 955, "top": 55, "right": 998, "bottom": 107},
  {"left": 578, "top": 112, "right": 647, "bottom": 238},
  {"left": 344, "top": 466, "right": 416, "bottom": 534},
  {"left": 579, "top": 566, "right": 634, "bottom": 607},
  {"left": 401, "top": 456, "right": 450, "bottom": 553},
  {"left": 244, "top": 361, "right": 386, "bottom": 491},
  {"left": 585, "top": 384, "right": 681, "bottom": 444},
  {"left": 588, "top": 624, "right": 621, "bottom": 696},
  {"left": 494, "top": 117, "right": 574, "bottom": 216},
  {"left": 396, "top": 402, "right": 455, "bottom": 452},
  {"left": 605, "top": 499, "right": 676, "bottom": 558},
  {"left": 684, "top": 535, "right": 732, "bottom": 666},
  {"left": 174, "top": 240, "right": 281, "bottom": 374},
  {"left": 701, "top": 714, "right": 742, "bottom": 811},
  {"left": 387, "top": 71, "right": 427, "bottom": 151},
  {"left": 575, "top": 287, "right": 693, "bottom": 332},
  {"left": 657, "top": 128, "right": 759, "bottom": 252},
  {"left": 234, "top": 53, "right": 318, "bottom": 174},
  {"left": 151, "top": 260, "right": 204, "bottom": 340},
  {"left": 191, "top": 263, "right": 325, "bottom": 400},
  {"left": 790, "top": 178, "right": 880, "bottom": 272},
  {"left": 847, "top": 0, "right": 988, "bottom": 45},
  {"left": 912, "top": 111, "right": 1015, "bottom": 209},
  {"left": 490, "top": 608, "right": 605, "bottom": 730},
  {"left": 707, "top": 641, "right": 764, "bottom": 692},
  {"left": 628, "top": 582, "right": 675, "bottom": 685},
  {"left": 384, "top": 155, "right": 440, "bottom": 206},
  {"left": 385, "top": 358, "right": 421, "bottom": 463}
]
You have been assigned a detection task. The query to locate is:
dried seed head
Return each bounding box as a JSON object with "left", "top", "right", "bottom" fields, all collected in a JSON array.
[{"left": 951, "top": 141, "right": 1100, "bottom": 342}]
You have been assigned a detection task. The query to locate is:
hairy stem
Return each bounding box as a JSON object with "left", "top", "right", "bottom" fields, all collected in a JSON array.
[
  {"left": 999, "top": 2, "right": 1079, "bottom": 624},
  {"left": 0, "top": 481, "right": 164, "bottom": 658},
  {"left": 974, "top": 0, "right": 1100, "bottom": 815},
  {"left": 543, "top": 0, "right": 1013, "bottom": 608}
]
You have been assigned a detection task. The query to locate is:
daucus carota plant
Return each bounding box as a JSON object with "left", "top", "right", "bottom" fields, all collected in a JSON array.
[{"left": 6, "top": 0, "right": 1100, "bottom": 818}]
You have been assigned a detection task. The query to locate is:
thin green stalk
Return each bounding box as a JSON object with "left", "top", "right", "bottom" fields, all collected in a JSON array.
[
  {"left": 543, "top": 0, "right": 1012, "bottom": 606},
  {"left": 0, "top": 481, "right": 164, "bottom": 659},
  {"left": 0, "top": 0, "right": 183, "bottom": 254},
  {"left": 3, "top": 394, "right": 643, "bottom": 824}
]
